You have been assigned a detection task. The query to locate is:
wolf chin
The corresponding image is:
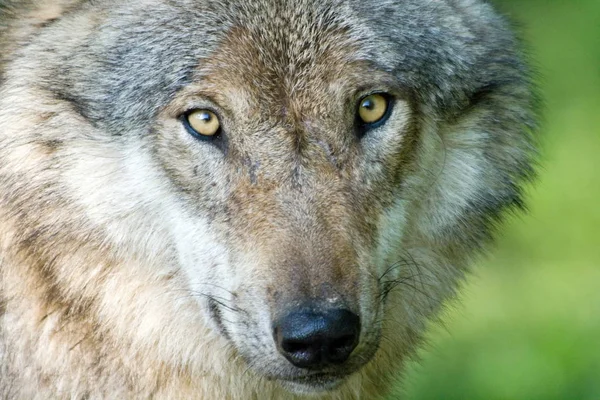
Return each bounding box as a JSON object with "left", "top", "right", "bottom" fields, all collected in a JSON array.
[{"left": 0, "top": 0, "right": 537, "bottom": 398}]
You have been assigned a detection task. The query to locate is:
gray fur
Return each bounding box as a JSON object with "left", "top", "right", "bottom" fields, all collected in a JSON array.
[{"left": 0, "top": 0, "right": 538, "bottom": 398}]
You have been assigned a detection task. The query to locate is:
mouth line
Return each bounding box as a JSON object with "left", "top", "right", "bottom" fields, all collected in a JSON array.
[
  {"left": 278, "top": 373, "right": 347, "bottom": 393},
  {"left": 269, "top": 370, "right": 349, "bottom": 385},
  {"left": 286, "top": 373, "right": 343, "bottom": 382}
]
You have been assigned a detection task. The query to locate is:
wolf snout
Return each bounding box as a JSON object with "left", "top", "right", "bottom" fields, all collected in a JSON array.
[{"left": 272, "top": 307, "right": 360, "bottom": 369}]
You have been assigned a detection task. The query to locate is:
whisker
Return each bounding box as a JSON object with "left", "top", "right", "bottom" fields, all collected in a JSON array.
[{"left": 377, "top": 250, "right": 438, "bottom": 305}]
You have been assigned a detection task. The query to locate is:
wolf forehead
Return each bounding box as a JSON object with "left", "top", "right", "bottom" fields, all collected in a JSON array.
[{"left": 42, "top": 0, "right": 525, "bottom": 133}]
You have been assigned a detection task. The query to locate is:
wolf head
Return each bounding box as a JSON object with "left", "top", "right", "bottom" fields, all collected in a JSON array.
[{"left": 0, "top": 0, "right": 537, "bottom": 396}]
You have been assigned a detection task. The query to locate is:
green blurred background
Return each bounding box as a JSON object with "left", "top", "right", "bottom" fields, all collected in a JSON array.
[{"left": 393, "top": 1, "right": 600, "bottom": 399}]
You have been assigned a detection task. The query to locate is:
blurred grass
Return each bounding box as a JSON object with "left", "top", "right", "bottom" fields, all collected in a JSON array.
[{"left": 392, "top": 1, "right": 600, "bottom": 399}]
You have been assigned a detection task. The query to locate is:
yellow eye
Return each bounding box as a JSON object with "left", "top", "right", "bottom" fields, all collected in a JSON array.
[
  {"left": 358, "top": 94, "right": 389, "bottom": 124},
  {"left": 186, "top": 109, "right": 221, "bottom": 137}
]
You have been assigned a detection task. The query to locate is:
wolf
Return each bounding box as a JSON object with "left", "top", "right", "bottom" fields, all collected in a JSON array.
[{"left": 0, "top": 0, "right": 537, "bottom": 398}]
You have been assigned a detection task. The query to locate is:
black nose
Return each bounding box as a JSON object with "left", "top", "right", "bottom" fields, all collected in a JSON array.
[{"left": 273, "top": 308, "right": 360, "bottom": 369}]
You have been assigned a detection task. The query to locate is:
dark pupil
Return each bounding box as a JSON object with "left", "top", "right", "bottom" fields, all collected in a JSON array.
[
  {"left": 362, "top": 99, "right": 375, "bottom": 110},
  {"left": 199, "top": 112, "right": 212, "bottom": 123}
]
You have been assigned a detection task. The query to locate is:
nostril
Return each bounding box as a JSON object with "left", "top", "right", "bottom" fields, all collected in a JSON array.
[
  {"left": 328, "top": 334, "right": 358, "bottom": 364},
  {"left": 273, "top": 307, "right": 360, "bottom": 369},
  {"left": 282, "top": 339, "right": 312, "bottom": 355},
  {"left": 332, "top": 334, "right": 356, "bottom": 350}
]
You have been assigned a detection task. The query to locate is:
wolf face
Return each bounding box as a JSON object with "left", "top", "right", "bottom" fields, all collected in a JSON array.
[{"left": 0, "top": 0, "right": 537, "bottom": 397}]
